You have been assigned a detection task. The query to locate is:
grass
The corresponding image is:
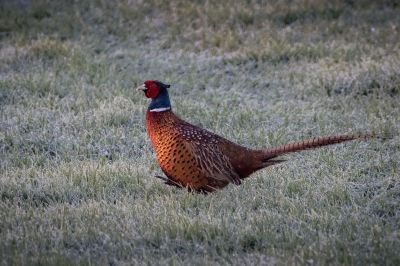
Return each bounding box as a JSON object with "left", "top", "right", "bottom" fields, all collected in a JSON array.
[{"left": 0, "top": 0, "right": 399, "bottom": 265}]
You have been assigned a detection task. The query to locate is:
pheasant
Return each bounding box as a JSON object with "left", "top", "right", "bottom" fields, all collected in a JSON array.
[{"left": 137, "top": 80, "right": 374, "bottom": 193}]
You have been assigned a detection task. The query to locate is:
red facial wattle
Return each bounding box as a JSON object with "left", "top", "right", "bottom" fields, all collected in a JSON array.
[{"left": 144, "top": 80, "right": 160, "bottom": 99}]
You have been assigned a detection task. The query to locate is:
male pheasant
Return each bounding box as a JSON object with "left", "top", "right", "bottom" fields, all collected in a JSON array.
[{"left": 137, "top": 80, "right": 373, "bottom": 193}]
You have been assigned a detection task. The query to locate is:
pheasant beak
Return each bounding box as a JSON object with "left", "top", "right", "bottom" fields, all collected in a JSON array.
[{"left": 136, "top": 84, "right": 147, "bottom": 91}]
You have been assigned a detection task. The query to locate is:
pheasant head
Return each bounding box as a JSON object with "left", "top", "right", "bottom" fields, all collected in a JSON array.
[{"left": 137, "top": 80, "right": 171, "bottom": 112}]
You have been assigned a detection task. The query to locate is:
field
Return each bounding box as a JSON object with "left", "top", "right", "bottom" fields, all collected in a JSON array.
[{"left": 0, "top": 0, "right": 399, "bottom": 265}]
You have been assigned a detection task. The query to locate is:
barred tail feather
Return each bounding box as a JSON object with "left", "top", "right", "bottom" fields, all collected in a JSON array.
[{"left": 262, "top": 134, "right": 375, "bottom": 161}]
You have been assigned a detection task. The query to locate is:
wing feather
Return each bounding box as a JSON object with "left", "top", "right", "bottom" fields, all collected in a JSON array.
[
  {"left": 182, "top": 137, "right": 241, "bottom": 185},
  {"left": 174, "top": 122, "right": 241, "bottom": 185}
]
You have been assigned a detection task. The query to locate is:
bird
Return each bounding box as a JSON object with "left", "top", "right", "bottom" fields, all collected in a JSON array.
[{"left": 137, "top": 80, "right": 375, "bottom": 193}]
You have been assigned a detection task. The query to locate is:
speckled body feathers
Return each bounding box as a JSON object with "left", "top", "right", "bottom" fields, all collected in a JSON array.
[{"left": 146, "top": 110, "right": 261, "bottom": 192}]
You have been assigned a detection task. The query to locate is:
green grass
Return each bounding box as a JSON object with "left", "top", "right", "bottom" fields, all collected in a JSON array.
[{"left": 0, "top": 0, "right": 399, "bottom": 265}]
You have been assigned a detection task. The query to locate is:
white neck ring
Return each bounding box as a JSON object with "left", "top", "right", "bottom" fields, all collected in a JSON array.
[{"left": 149, "top": 107, "right": 171, "bottom": 112}]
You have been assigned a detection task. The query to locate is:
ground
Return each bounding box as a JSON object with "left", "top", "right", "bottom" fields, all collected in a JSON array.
[{"left": 0, "top": 0, "right": 399, "bottom": 265}]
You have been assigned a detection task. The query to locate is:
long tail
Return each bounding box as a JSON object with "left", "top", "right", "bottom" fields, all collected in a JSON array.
[{"left": 262, "top": 134, "right": 375, "bottom": 161}]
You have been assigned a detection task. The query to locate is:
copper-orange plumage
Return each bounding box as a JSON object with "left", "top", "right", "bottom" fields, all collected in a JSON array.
[{"left": 137, "top": 80, "right": 373, "bottom": 193}]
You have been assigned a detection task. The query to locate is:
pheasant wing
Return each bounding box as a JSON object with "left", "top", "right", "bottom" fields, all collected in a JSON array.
[
  {"left": 177, "top": 123, "right": 241, "bottom": 185},
  {"left": 184, "top": 141, "right": 241, "bottom": 185}
]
